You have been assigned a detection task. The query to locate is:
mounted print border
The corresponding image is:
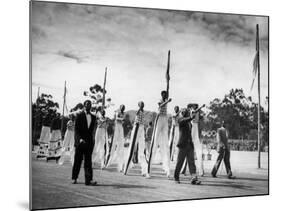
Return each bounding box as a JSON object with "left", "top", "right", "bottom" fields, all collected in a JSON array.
[{"left": 30, "top": 0, "right": 269, "bottom": 210}]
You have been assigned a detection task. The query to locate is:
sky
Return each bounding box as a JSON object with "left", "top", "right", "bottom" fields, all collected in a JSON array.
[{"left": 31, "top": 1, "right": 269, "bottom": 117}]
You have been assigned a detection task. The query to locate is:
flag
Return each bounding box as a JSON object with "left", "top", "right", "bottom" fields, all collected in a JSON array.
[
  {"left": 250, "top": 51, "right": 258, "bottom": 90},
  {"left": 250, "top": 24, "right": 259, "bottom": 91}
]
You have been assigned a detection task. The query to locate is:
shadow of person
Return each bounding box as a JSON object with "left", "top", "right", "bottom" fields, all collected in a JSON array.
[{"left": 95, "top": 183, "right": 156, "bottom": 189}]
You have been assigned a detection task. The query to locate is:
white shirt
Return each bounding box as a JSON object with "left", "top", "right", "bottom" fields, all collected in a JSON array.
[{"left": 84, "top": 111, "right": 92, "bottom": 128}]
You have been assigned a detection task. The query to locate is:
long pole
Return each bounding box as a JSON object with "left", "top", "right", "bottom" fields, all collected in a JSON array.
[
  {"left": 166, "top": 50, "right": 170, "bottom": 98},
  {"left": 61, "top": 81, "right": 66, "bottom": 136},
  {"left": 256, "top": 24, "right": 261, "bottom": 168},
  {"left": 102, "top": 67, "right": 107, "bottom": 111}
]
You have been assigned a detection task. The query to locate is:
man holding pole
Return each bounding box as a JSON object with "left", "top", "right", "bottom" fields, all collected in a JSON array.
[{"left": 174, "top": 108, "right": 201, "bottom": 185}]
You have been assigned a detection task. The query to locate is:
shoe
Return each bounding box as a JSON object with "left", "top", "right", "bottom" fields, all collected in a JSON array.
[
  {"left": 191, "top": 180, "right": 201, "bottom": 185},
  {"left": 85, "top": 181, "right": 98, "bottom": 186},
  {"left": 191, "top": 177, "right": 201, "bottom": 185},
  {"left": 166, "top": 172, "right": 171, "bottom": 178},
  {"left": 175, "top": 179, "right": 180, "bottom": 184},
  {"left": 228, "top": 175, "right": 236, "bottom": 179},
  {"left": 72, "top": 179, "right": 77, "bottom": 184},
  {"left": 145, "top": 174, "right": 151, "bottom": 179},
  {"left": 212, "top": 173, "right": 217, "bottom": 178}
]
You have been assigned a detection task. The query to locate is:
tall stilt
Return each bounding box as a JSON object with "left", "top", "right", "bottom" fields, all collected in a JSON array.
[
  {"left": 61, "top": 81, "right": 66, "bottom": 136},
  {"left": 256, "top": 24, "right": 261, "bottom": 169}
]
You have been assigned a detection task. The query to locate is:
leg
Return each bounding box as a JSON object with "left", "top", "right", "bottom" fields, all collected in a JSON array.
[
  {"left": 211, "top": 147, "right": 224, "bottom": 177},
  {"left": 223, "top": 148, "right": 232, "bottom": 176},
  {"left": 186, "top": 143, "right": 197, "bottom": 176},
  {"left": 174, "top": 147, "right": 187, "bottom": 181},
  {"left": 72, "top": 145, "right": 83, "bottom": 180},
  {"left": 137, "top": 126, "right": 148, "bottom": 175},
  {"left": 181, "top": 156, "right": 188, "bottom": 175},
  {"left": 195, "top": 144, "right": 204, "bottom": 176},
  {"left": 84, "top": 144, "right": 93, "bottom": 184},
  {"left": 158, "top": 117, "right": 170, "bottom": 175},
  {"left": 107, "top": 125, "right": 119, "bottom": 167},
  {"left": 148, "top": 126, "right": 159, "bottom": 174},
  {"left": 92, "top": 130, "right": 101, "bottom": 164}
]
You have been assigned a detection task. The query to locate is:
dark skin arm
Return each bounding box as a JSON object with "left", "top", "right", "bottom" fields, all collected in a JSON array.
[{"left": 158, "top": 98, "right": 172, "bottom": 108}]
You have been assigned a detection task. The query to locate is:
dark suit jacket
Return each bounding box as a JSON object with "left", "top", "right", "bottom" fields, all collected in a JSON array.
[
  {"left": 217, "top": 127, "right": 229, "bottom": 149},
  {"left": 74, "top": 111, "right": 96, "bottom": 147},
  {"left": 177, "top": 116, "right": 193, "bottom": 148}
]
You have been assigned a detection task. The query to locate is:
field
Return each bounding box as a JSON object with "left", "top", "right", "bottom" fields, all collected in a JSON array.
[{"left": 31, "top": 150, "right": 268, "bottom": 210}]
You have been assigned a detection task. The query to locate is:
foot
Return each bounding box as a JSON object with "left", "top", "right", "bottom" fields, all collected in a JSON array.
[
  {"left": 191, "top": 177, "right": 201, "bottom": 185},
  {"left": 191, "top": 180, "right": 201, "bottom": 185},
  {"left": 72, "top": 179, "right": 77, "bottom": 184},
  {"left": 175, "top": 179, "right": 180, "bottom": 184},
  {"left": 212, "top": 173, "right": 217, "bottom": 178},
  {"left": 228, "top": 175, "right": 236, "bottom": 179},
  {"left": 85, "top": 181, "right": 97, "bottom": 186},
  {"left": 166, "top": 173, "right": 171, "bottom": 178},
  {"left": 145, "top": 174, "right": 151, "bottom": 179}
]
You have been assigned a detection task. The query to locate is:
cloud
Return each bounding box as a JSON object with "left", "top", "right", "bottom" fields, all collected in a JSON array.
[
  {"left": 31, "top": 25, "right": 47, "bottom": 41},
  {"left": 189, "top": 12, "right": 268, "bottom": 51},
  {"left": 57, "top": 50, "right": 88, "bottom": 63},
  {"left": 31, "top": 1, "right": 269, "bottom": 117}
]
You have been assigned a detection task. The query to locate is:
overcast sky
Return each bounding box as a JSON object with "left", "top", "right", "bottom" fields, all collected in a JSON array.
[{"left": 31, "top": 2, "right": 268, "bottom": 117}]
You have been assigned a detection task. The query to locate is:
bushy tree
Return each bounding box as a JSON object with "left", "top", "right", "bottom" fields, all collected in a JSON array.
[
  {"left": 83, "top": 84, "right": 114, "bottom": 112},
  {"left": 206, "top": 89, "right": 268, "bottom": 145},
  {"left": 32, "top": 93, "right": 59, "bottom": 145}
]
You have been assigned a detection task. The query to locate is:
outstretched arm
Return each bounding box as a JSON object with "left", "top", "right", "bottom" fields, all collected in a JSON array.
[
  {"left": 158, "top": 98, "right": 172, "bottom": 108},
  {"left": 178, "top": 116, "right": 194, "bottom": 125}
]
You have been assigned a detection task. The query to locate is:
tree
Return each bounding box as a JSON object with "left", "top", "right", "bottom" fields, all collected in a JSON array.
[
  {"left": 206, "top": 89, "right": 267, "bottom": 140},
  {"left": 83, "top": 84, "right": 114, "bottom": 112},
  {"left": 32, "top": 93, "right": 59, "bottom": 145}
]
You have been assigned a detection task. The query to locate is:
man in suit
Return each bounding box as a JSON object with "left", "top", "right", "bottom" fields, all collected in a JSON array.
[
  {"left": 72, "top": 100, "right": 97, "bottom": 186},
  {"left": 174, "top": 108, "right": 201, "bottom": 185},
  {"left": 211, "top": 121, "right": 235, "bottom": 179}
]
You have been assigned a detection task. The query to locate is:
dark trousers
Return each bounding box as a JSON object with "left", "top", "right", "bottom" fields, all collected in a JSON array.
[
  {"left": 72, "top": 142, "right": 94, "bottom": 183},
  {"left": 211, "top": 147, "right": 232, "bottom": 176},
  {"left": 174, "top": 143, "right": 196, "bottom": 180}
]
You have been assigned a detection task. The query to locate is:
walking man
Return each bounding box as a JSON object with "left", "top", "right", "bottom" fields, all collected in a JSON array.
[
  {"left": 72, "top": 100, "right": 97, "bottom": 186},
  {"left": 174, "top": 108, "right": 201, "bottom": 185},
  {"left": 211, "top": 121, "right": 235, "bottom": 179}
]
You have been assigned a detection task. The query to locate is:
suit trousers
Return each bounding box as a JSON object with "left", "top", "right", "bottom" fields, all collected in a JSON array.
[
  {"left": 211, "top": 146, "right": 232, "bottom": 176},
  {"left": 72, "top": 142, "right": 93, "bottom": 183},
  {"left": 174, "top": 143, "right": 196, "bottom": 180}
]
